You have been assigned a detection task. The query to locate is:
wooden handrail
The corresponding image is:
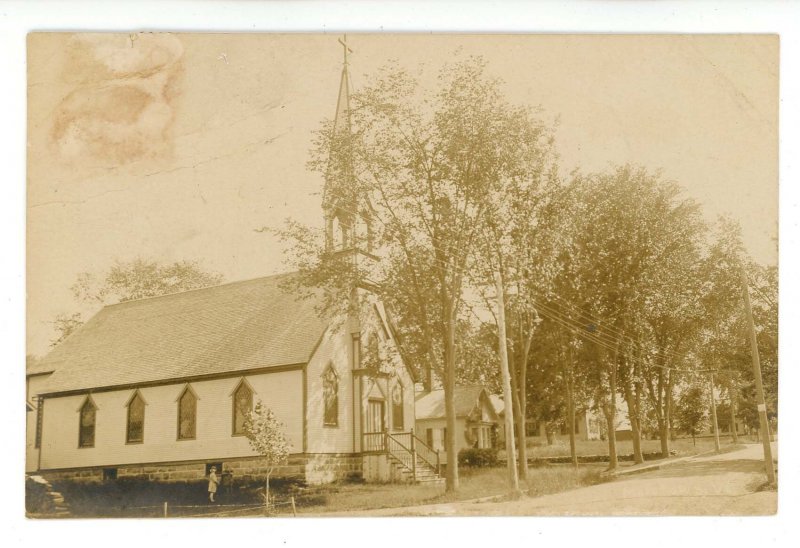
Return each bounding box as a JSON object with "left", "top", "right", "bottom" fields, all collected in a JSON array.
[{"left": 410, "top": 431, "right": 440, "bottom": 472}]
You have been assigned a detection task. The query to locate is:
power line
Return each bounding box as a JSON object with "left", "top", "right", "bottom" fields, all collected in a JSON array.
[{"left": 533, "top": 305, "right": 718, "bottom": 374}]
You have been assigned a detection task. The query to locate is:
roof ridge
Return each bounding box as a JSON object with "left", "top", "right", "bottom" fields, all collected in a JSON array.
[{"left": 100, "top": 270, "right": 300, "bottom": 310}]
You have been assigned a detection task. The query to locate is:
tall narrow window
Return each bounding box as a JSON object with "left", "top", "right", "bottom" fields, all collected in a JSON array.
[
  {"left": 35, "top": 397, "right": 44, "bottom": 449},
  {"left": 351, "top": 333, "right": 361, "bottom": 369},
  {"left": 177, "top": 386, "right": 197, "bottom": 440},
  {"left": 323, "top": 365, "right": 339, "bottom": 427},
  {"left": 366, "top": 333, "right": 380, "bottom": 370},
  {"left": 126, "top": 390, "right": 146, "bottom": 444},
  {"left": 232, "top": 380, "right": 253, "bottom": 436},
  {"left": 78, "top": 396, "right": 97, "bottom": 448},
  {"left": 392, "top": 384, "right": 404, "bottom": 430}
]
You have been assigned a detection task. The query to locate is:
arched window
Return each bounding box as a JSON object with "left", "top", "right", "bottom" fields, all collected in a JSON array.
[
  {"left": 232, "top": 379, "right": 254, "bottom": 436},
  {"left": 323, "top": 365, "right": 339, "bottom": 427},
  {"left": 392, "top": 384, "right": 404, "bottom": 430},
  {"left": 126, "top": 390, "right": 146, "bottom": 444},
  {"left": 366, "top": 333, "right": 380, "bottom": 370},
  {"left": 78, "top": 396, "right": 97, "bottom": 448},
  {"left": 177, "top": 385, "right": 197, "bottom": 440}
]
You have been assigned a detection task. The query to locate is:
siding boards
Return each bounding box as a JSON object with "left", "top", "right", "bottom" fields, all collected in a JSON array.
[{"left": 39, "top": 370, "right": 303, "bottom": 470}]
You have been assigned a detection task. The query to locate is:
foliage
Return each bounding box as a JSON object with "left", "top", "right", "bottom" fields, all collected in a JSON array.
[
  {"left": 243, "top": 401, "right": 291, "bottom": 472},
  {"left": 676, "top": 385, "right": 710, "bottom": 443},
  {"left": 49, "top": 312, "right": 85, "bottom": 348},
  {"left": 50, "top": 259, "right": 223, "bottom": 348},
  {"left": 457, "top": 447, "right": 500, "bottom": 468},
  {"left": 71, "top": 258, "right": 223, "bottom": 304}
]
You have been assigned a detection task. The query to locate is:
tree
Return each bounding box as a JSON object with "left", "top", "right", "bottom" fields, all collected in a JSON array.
[
  {"left": 71, "top": 258, "right": 223, "bottom": 304},
  {"left": 243, "top": 401, "right": 291, "bottom": 514},
  {"left": 296, "top": 56, "right": 555, "bottom": 493},
  {"left": 50, "top": 312, "right": 85, "bottom": 348},
  {"left": 676, "top": 385, "right": 710, "bottom": 445},
  {"left": 51, "top": 259, "right": 223, "bottom": 347}
]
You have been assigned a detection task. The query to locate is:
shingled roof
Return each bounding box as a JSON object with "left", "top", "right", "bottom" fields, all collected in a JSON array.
[
  {"left": 38, "top": 272, "right": 329, "bottom": 395},
  {"left": 415, "top": 386, "right": 492, "bottom": 421}
]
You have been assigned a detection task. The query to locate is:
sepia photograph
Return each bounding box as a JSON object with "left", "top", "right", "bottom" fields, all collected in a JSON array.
[{"left": 24, "top": 31, "right": 779, "bottom": 519}]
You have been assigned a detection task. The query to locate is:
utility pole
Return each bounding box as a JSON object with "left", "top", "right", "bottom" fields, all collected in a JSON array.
[
  {"left": 708, "top": 373, "right": 720, "bottom": 452},
  {"left": 729, "top": 381, "right": 739, "bottom": 444},
  {"left": 740, "top": 265, "right": 776, "bottom": 483},
  {"left": 494, "top": 269, "right": 521, "bottom": 495}
]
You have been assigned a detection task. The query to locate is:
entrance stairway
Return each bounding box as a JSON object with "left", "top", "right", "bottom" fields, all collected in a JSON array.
[
  {"left": 26, "top": 475, "right": 70, "bottom": 518},
  {"left": 364, "top": 430, "right": 444, "bottom": 484}
]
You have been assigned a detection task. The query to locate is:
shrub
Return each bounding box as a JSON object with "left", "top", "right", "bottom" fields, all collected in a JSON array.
[{"left": 458, "top": 447, "right": 499, "bottom": 468}]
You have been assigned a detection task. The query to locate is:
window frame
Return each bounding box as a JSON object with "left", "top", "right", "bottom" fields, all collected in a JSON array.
[
  {"left": 322, "top": 364, "right": 339, "bottom": 427},
  {"left": 391, "top": 383, "right": 404, "bottom": 431},
  {"left": 231, "top": 378, "right": 254, "bottom": 437},
  {"left": 176, "top": 385, "right": 198, "bottom": 441},
  {"left": 35, "top": 396, "right": 44, "bottom": 449},
  {"left": 125, "top": 390, "right": 146, "bottom": 445},
  {"left": 78, "top": 395, "right": 97, "bottom": 449}
]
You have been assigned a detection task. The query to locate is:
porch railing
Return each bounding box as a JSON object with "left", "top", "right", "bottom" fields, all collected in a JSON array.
[
  {"left": 361, "top": 429, "right": 441, "bottom": 478},
  {"left": 411, "top": 430, "right": 441, "bottom": 475},
  {"left": 362, "top": 432, "right": 385, "bottom": 453}
]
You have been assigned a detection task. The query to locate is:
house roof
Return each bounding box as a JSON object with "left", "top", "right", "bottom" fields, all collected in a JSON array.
[
  {"left": 489, "top": 394, "right": 505, "bottom": 416},
  {"left": 414, "top": 386, "right": 491, "bottom": 420},
  {"left": 26, "top": 357, "right": 55, "bottom": 377},
  {"left": 38, "top": 272, "right": 329, "bottom": 395}
]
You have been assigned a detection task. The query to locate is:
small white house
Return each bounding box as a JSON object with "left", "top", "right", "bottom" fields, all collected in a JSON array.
[{"left": 415, "top": 386, "right": 500, "bottom": 464}]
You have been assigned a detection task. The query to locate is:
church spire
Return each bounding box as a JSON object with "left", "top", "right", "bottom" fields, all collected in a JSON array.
[
  {"left": 332, "top": 35, "right": 353, "bottom": 138},
  {"left": 323, "top": 35, "right": 372, "bottom": 256}
]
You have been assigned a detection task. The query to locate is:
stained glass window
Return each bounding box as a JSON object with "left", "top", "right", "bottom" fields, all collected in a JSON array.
[
  {"left": 232, "top": 381, "right": 253, "bottom": 436},
  {"left": 392, "top": 384, "right": 404, "bottom": 430},
  {"left": 323, "top": 366, "right": 339, "bottom": 426},
  {"left": 178, "top": 387, "right": 197, "bottom": 440},
  {"left": 79, "top": 397, "right": 96, "bottom": 448},
  {"left": 126, "top": 391, "right": 145, "bottom": 443}
]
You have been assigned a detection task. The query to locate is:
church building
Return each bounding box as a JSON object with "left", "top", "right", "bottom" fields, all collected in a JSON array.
[{"left": 27, "top": 39, "right": 440, "bottom": 486}]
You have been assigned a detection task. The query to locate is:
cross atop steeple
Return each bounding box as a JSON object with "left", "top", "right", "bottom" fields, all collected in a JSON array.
[{"left": 338, "top": 34, "right": 353, "bottom": 67}]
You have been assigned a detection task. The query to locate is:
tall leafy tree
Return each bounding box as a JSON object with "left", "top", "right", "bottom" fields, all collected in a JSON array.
[{"left": 298, "top": 57, "right": 557, "bottom": 492}]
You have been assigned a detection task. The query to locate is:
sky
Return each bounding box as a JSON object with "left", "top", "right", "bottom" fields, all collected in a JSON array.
[{"left": 26, "top": 33, "right": 778, "bottom": 356}]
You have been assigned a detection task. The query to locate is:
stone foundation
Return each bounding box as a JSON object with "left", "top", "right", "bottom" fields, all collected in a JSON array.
[{"left": 39, "top": 453, "right": 362, "bottom": 485}]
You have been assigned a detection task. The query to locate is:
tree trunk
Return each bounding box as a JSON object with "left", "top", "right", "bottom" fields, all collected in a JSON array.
[
  {"left": 730, "top": 391, "right": 739, "bottom": 443},
  {"left": 495, "top": 270, "right": 520, "bottom": 495},
  {"left": 566, "top": 368, "right": 578, "bottom": 468},
  {"left": 603, "top": 404, "right": 618, "bottom": 471},
  {"left": 659, "top": 417, "right": 670, "bottom": 458},
  {"left": 623, "top": 378, "right": 644, "bottom": 464},
  {"left": 509, "top": 345, "right": 529, "bottom": 481},
  {"left": 606, "top": 352, "right": 619, "bottom": 471},
  {"left": 264, "top": 472, "right": 271, "bottom": 516},
  {"left": 515, "top": 408, "right": 528, "bottom": 480},
  {"left": 515, "top": 343, "right": 530, "bottom": 481},
  {"left": 443, "top": 302, "right": 459, "bottom": 493}
]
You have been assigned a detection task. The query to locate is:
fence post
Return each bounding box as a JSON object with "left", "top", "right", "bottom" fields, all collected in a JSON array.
[
  {"left": 163, "top": 501, "right": 168, "bottom": 518},
  {"left": 436, "top": 450, "right": 440, "bottom": 476},
  {"left": 291, "top": 496, "right": 297, "bottom": 517},
  {"left": 410, "top": 429, "right": 417, "bottom": 481}
]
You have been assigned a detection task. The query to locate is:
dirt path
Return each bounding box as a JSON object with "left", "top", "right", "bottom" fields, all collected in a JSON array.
[{"left": 326, "top": 442, "right": 777, "bottom": 516}]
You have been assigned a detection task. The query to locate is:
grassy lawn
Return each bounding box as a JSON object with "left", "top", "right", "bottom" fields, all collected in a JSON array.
[
  {"left": 525, "top": 436, "right": 740, "bottom": 460},
  {"left": 294, "top": 464, "right": 605, "bottom": 514}
]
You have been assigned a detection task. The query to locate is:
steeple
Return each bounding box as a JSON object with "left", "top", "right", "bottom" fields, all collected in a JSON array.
[{"left": 322, "top": 35, "right": 374, "bottom": 261}]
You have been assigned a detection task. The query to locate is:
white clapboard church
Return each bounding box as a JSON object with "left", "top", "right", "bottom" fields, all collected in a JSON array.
[{"left": 26, "top": 39, "right": 442, "bottom": 486}]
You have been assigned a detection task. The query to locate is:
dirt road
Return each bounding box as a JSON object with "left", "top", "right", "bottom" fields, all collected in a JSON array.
[{"left": 333, "top": 442, "right": 777, "bottom": 516}]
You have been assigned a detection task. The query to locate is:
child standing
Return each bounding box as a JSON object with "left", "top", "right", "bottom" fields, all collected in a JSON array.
[{"left": 208, "top": 466, "right": 219, "bottom": 503}]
